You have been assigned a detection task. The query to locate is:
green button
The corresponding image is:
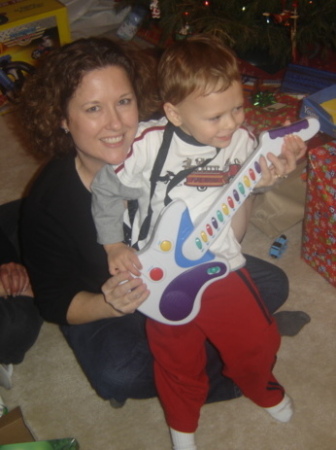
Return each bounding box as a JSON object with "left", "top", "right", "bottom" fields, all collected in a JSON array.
[{"left": 207, "top": 266, "right": 220, "bottom": 275}]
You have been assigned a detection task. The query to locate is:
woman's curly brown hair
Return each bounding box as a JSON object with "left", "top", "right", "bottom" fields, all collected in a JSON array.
[{"left": 17, "top": 37, "right": 162, "bottom": 159}]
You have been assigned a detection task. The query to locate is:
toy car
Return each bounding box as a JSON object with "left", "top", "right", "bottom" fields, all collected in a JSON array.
[{"left": 269, "top": 234, "right": 288, "bottom": 258}]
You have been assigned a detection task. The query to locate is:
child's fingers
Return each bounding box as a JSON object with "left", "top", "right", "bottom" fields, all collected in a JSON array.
[{"left": 109, "top": 259, "right": 141, "bottom": 277}]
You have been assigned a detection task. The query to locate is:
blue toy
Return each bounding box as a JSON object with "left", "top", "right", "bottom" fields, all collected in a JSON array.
[{"left": 269, "top": 235, "right": 288, "bottom": 258}]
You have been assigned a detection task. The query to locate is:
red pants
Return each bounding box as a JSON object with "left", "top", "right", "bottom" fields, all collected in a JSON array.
[{"left": 146, "top": 268, "right": 283, "bottom": 433}]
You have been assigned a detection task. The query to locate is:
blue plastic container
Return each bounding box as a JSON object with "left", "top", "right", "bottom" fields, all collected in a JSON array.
[{"left": 300, "top": 84, "right": 336, "bottom": 138}]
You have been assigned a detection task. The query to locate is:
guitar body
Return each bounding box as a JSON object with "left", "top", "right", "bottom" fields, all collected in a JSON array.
[
  {"left": 137, "top": 200, "right": 230, "bottom": 325},
  {"left": 137, "top": 117, "right": 320, "bottom": 325}
]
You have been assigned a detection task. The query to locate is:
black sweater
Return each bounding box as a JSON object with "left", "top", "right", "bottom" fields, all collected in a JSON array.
[
  {"left": 21, "top": 155, "right": 110, "bottom": 325},
  {"left": 0, "top": 229, "right": 19, "bottom": 265}
]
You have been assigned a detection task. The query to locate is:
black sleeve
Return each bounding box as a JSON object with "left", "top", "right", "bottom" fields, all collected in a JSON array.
[
  {"left": 0, "top": 200, "right": 21, "bottom": 264},
  {"left": 20, "top": 196, "right": 82, "bottom": 324},
  {"left": 20, "top": 158, "right": 110, "bottom": 325},
  {"left": 0, "top": 227, "right": 19, "bottom": 264}
]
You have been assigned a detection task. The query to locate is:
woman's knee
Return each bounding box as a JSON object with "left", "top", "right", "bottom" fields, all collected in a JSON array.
[
  {"left": 92, "top": 342, "right": 156, "bottom": 400},
  {"left": 62, "top": 318, "right": 156, "bottom": 401},
  {"left": 244, "top": 254, "right": 289, "bottom": 313}
]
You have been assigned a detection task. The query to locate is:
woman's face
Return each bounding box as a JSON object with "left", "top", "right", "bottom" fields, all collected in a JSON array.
[{"left": 62, "top": 65, "right": 139, "bottom": 168}]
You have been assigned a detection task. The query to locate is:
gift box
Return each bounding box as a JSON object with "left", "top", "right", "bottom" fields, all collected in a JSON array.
[
  {"left": 0, "top": 0, "right": 71, "bottom": 114},
  {"left": 0, "top": 406, "right": 80, "bottom": 448},
  {"left": 281, "top": 63, "right": 336, "bottom": 95},
  {"left": 0, "top": 438, "right": 79, "bottom": 449},
  {"left": 0, "top": 407, "right": 34, "bottom": 445},
  {"left": 244, "top": 93, "right": 299, "bottom": 136},
  {"left": 299, "top": 84, "right": 336, "bottom": 138},
  {"left": 302, "top": 141, "right": 336, "bottom": 287}
]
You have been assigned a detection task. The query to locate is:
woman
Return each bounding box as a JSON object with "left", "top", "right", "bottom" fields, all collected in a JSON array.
[{"left": 18, "top": 37, "right": 304, "bottom": 407}]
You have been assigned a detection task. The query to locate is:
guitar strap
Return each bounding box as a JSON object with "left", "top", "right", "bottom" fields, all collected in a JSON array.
[{"left": 135, "top": 122, "right": 220, "bottom": 245}]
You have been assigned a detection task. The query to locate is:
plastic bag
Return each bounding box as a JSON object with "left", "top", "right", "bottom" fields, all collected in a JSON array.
[{"left": 61, "top": 0, "right": 130, "bottom": 39}]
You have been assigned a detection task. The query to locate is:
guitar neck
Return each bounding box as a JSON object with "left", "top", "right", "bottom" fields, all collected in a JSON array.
[{"left": 181, "top": 117, "right": 320, "bottom": 261}]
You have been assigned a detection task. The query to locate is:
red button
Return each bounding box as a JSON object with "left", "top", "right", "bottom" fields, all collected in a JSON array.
[
  {"left": 149, "top": 267, "right": 164, "bottom": 281},
  {"left": 206, "top": 224, "right": 213, "bottom": 236},
  {"left": 249, "top": 168, "right": 256, "bottom": 180}
]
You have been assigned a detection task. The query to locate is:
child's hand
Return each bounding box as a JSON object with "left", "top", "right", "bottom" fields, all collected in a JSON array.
[
  {"left": 104, "top": 242, "right": 142, "bottom": 277},
  {"left": 255, "top": 123, "right": 307, "bottom": 189}
]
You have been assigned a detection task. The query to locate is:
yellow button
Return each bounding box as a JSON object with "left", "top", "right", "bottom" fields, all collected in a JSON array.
[
  {"left": 201, "top": 231, "right": 208, "bottom": 242},
  {"left": 160, "top": 240, "right": 172, "bottom": 252}
]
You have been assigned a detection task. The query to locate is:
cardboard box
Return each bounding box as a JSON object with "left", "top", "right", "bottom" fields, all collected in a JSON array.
[
  {"left": 0, "top": 438, "right": 80, "bottom": 449},
  {"left": 0, "top": 0, "right": 71, "bottom": 113},
  {"left": 300, "top": 84, "right": 336, "bottom": 138},
  {"left": 0, "top": 407, "right": 79, "bottom": 448},
  {"left": 302, "top": 141, "right": 336, "bottom": 287},
  {"left": 0, "top": 407, "right": 34, "bottom": 444}
]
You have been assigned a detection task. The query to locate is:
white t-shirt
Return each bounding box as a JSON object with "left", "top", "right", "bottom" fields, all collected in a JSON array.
[{"left": 92, "top": 117, "right": 256, "bottom": 270}]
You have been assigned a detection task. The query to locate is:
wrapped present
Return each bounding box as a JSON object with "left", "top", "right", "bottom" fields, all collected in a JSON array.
[
  {"left": 302, "top": 141, "right": 336, "bottom": 287},
  {"left": 244, "top": 93, "right": 299, "bottom": 136},
  {"left": 300, "top": 84, "right": 336, "bottom": 138}
]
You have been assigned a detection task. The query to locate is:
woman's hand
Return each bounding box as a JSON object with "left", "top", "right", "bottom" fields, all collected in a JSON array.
[
  {"left": 102, "top": 271, "right": 149, "bottom": 316},
  {"left": 0, "top": 262, "right": 33, "bottom": 298}
]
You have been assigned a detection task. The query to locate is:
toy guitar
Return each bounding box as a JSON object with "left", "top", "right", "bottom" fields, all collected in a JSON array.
[{"left": 137, "top": 117, "right": 320, "bottom": 325}]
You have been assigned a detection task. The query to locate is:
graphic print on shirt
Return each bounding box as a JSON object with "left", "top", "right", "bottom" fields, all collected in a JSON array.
[{"left": 158, "top": 157, "right": 242, "bottom": 192}]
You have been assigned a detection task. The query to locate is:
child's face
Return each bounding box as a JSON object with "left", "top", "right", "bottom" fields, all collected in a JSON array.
[{"left": 165, "top": 80, "right": 245, "bottom": 148}]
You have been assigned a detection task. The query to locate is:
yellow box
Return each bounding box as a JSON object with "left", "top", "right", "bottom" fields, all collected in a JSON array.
[{"left": 0, "top": 0, "right": 71, "bottom": 113}]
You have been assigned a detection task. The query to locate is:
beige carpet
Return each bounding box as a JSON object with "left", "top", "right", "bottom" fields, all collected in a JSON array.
[{"left": 1, "top": 112, "right": 336, "bottom": 450}]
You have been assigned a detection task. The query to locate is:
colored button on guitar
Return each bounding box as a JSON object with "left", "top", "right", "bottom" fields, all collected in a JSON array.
[
  {"left": 206, "top": 224, "right": 213, "bottom": 236},
  {"left": 160, "top": 240, "right": 172, "bottom": 252},
  {"left": 207, "top": 266, "right": 221, "bottom": 275},
  {"left": 149, "top": 267, "right": 164, "bottom": 281}
]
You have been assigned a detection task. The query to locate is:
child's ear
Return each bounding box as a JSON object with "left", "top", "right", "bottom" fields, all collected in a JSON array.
[{"left": 163, "top": 103, "right": 182, "bottom": 127}]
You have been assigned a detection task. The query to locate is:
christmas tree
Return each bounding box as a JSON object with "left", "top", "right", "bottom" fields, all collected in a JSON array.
[{"left": 117, "top": 0, "right": 336, "bottom": 70}]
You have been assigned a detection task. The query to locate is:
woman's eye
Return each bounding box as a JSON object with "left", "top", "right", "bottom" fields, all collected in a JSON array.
[
  {"left": 86, "top": 105, "right": 99, "bottom": 113},
  {"left": 119, "top": 98, "right": 132, "bottom": 106}
]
